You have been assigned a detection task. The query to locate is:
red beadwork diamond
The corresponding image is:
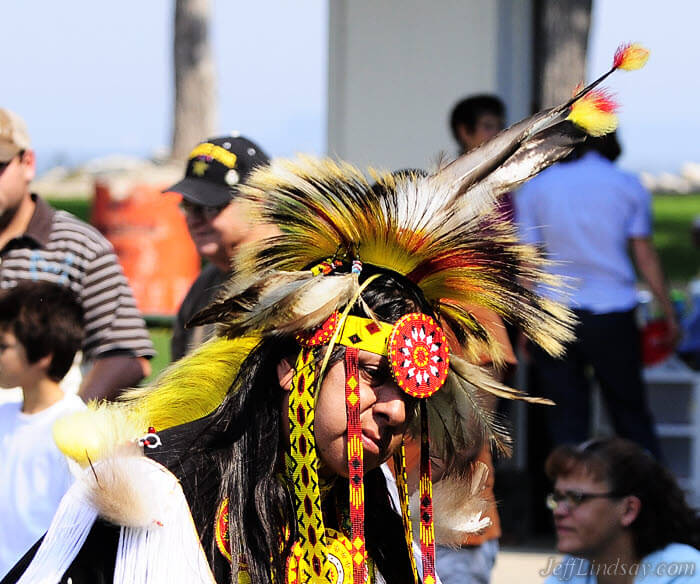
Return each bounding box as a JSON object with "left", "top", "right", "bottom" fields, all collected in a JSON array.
[{"left": 365, "top": 321, "right": 381, "bottom": 334}]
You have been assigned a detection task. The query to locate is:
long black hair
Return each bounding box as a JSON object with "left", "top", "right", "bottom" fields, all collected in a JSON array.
[{"left": 204, "top": 268, "right": 433, "bottom": 582}]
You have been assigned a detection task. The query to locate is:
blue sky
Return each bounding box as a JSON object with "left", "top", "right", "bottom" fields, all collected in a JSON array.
[
  {"left": 588, "top": 0, "right": 700, "bottom": 173},
  {"left": 3, "top": 1, "right": 327, "bottom": 171},
  {"left": 3, "top": 1, "right": 697, "bottom": 174}
]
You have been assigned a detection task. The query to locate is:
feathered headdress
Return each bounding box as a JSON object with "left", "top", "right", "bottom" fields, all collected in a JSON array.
[
  {"left": 184, "top": 43, "right": 649, "bottom": 584},
  {"left": 47, "top": 42, "right": 648, "bottom": 584}
]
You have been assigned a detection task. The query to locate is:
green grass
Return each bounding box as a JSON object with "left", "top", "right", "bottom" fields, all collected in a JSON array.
[
  {"left": 48, "top": 198, "right": 92, "bottom": 222},
  {"left": 652, "top": 193, "right": 700, "bottom": 284},
  {"left": 144, "top": 328, "right": 172, "bottom": 384}
]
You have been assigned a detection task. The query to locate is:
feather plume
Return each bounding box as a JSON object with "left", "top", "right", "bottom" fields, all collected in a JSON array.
[
  {"left": 194, "top": 272, "right": 358, "bottom": 338},
  {"left": 82, "top": 444, "right": 168, "bottom": 529},
  {"left": 449, "top": 354, "right": 554, "bottom": 405},
  {"left": 459, "top": 122, "right": 586, "bottom": 208},
  {"left": 188, "top": 270, "right": 317, "bottom": 326},
  {"left": 421, "top": 356, "right": 554, "bottom": 471},
  {"left": 53, "top": 402, "right": 140, "bottom": 467},
  {"left": 231, "top": 157, "right": 576, "bottom": 357},
  {"left": 566, "top": 89, "right": 619, "bottom": 137},
  {"left": 418, "top": 368, "right": 512, "bottom": 470},
  {"left": 613, "top": 42, "right": 650, "bottom": 71},
  {"left": 410, "top": 463, "right": 492, "bottom": 546},
  {"left": 119, "top": 335, "right": 257, "bottom": 428},
  {"left": 54, "top": 336, "right": 256, "bottom": 466}
]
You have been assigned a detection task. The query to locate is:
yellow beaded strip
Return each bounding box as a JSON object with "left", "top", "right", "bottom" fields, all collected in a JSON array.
[
  {"left": 286, "top": 348, "right": 332, "bottom": 582},
  {"left": 392, "top": 442, "right": 419, "bottom": 584}
]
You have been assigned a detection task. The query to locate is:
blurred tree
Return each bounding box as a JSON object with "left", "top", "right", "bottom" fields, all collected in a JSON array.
[
  {"left": 172, "top": 0, "right": 218, "bottom": 160},
  {"left": 534, "top": 0, "right": 593, "bottom": 108}
]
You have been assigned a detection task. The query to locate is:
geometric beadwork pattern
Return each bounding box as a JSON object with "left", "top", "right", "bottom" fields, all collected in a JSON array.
[
  {"left": 388, "top": 313, "right": 449, "bottom": 398},
  {"left": 287, "top": 528, "right": 374, "bottom": 583},
  {"left": 286, "top": 348, "right": 332, "bottom": 583},
  {"left": 297, "top": 311, "right": 340, "bottom": 347},
  {"left": 418, "top": 401, "right": 436, "bottom": 584},
  {"left": 215, "top": 497, "right": 232, "bottom": 562},
  {"left": 337, "top": 316, "right": 394, "bottom": 357},
  {"left": 392, "top": 442, "right": 419, "bottom": 584},
  {"left": 344, "top": 348, "right": 367, "bottom": 584}
]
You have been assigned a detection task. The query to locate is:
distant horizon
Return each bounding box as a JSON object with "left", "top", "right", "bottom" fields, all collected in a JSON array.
[{"left": 32, "top": 144, "right": 699, "bottom": 180}]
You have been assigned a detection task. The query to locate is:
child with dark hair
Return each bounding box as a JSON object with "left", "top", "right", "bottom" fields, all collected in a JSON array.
[{"left": 0, "top": 281, "right": 86, "bottom": 578}]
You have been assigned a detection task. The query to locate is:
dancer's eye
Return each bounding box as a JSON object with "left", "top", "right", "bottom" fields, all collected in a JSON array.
[{"left": 359, "top": 363, "right": 391, "bottom": 387}]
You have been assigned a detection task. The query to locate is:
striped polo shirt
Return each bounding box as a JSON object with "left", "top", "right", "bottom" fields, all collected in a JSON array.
[{"left": 0, "top": 195, "right": 155, "bottom": 361}]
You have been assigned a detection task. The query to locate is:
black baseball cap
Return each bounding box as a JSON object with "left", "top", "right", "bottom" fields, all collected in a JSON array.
[{"left": 165, "top": 135, "right": 270, "bottom": 206}]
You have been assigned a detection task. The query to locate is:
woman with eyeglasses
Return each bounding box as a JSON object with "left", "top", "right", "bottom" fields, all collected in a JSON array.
[{"left": 543, "top": 438, "right": 700, "bottom": 583}]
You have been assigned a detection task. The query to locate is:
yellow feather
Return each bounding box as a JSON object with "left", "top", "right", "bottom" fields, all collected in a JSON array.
[
  {"left": 54, "top": 336, "right": 259, "bottom": 465},
  {"left": 567, "top": 98, "right": 618, "bottom": 137},
  {"left": 615, "top": 43, "right": 650, "bottom": 71}
]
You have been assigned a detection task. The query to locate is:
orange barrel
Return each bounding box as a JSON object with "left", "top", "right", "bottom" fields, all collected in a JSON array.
[{"left": 91, "top": 178, "right": 200, "bottom": 316}]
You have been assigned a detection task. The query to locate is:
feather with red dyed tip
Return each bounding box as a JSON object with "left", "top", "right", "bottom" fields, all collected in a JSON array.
[
  {"left": 613, "top": 43, "right": 650, "bottom": 71},
  {"left": 567, "top": 88, "right": 619, "bottom": 137}
]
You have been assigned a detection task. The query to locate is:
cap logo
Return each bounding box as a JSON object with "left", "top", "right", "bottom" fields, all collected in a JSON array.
[
  {"left": 192, "top": 160, "right": 209, "bottom": 176},
  {"left": 189, "top": 143, "right": 238, "bottom": 169}
]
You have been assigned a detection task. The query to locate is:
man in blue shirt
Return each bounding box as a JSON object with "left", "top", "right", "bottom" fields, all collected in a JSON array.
[{"left": 515, "top": 132, "right": 678, "bottom": 458}]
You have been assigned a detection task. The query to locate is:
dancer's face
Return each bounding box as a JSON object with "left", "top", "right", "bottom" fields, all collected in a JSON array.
[{"left": 279, "top": 349, "right": 410, "bottom": 477}]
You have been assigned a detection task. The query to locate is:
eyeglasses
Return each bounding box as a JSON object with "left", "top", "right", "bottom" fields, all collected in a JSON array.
[
  {"left": 546, "top": 489, "right": 623, "bottom": 511},
  {"left": 179, "top": 200, "right": 227, "bottom": 222}
]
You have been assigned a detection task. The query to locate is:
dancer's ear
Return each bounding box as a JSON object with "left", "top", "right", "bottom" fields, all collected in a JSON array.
[{"left": 277, "top": 358, "right": 295, "bottom": 391}]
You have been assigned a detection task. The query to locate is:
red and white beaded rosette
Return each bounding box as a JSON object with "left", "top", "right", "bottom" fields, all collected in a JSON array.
[{"left": 388, "top": 313, "right": 450, "bottom": 398}]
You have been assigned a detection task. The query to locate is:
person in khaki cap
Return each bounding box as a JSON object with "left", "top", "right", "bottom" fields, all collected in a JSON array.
[
  {"left": 0, "top": 110, "right": 31, "bottom": 163},
  {"left": 0, "top": 108, "right": 155, "bottom": 401}
]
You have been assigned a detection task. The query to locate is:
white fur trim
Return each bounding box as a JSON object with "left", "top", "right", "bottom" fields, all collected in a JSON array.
[
  {"left": 16, "top": 452, "right": 215, "bottom": 583},
  {"left": 15, "top": 480, "right": 98, "bottom": 584}
]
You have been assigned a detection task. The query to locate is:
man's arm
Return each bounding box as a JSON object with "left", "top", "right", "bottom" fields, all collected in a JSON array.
[
  {"left": 78, "top": 356, "right": 151, "bottom": 402},
  {"left": 630, "top": 237, "right": 680, "bottom": 346}
]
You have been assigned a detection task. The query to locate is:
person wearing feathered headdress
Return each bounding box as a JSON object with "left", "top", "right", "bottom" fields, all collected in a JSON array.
[{"left": 1, "top": 44, "right": 648, "bottom": 584}]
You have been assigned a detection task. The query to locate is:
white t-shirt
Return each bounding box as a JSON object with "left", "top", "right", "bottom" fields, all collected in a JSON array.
[{"left": 0, "top": 393, "right": 86, "bottom": 578}]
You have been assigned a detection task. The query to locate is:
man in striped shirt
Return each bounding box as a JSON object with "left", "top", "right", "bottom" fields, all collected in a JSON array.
[{"left": 0, "top": 108, "right": 154, "bottom": 401}]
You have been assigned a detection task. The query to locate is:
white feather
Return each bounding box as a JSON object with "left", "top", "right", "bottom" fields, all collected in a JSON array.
[{"left": 409, "top": 462, "right": 492, "bottom": 547}]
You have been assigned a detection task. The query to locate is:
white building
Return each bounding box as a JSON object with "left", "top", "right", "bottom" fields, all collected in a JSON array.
[{"left": 327, "top": 0, "right": 534, "bottom": 171}]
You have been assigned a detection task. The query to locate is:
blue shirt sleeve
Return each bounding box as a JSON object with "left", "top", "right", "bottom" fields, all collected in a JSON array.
[{"left": 625, "top": 175, "right": 652, "bottom": 239}]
